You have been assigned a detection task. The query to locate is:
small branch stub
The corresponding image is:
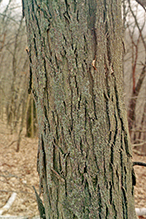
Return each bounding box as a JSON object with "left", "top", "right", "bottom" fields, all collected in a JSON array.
[{"left": 92, "top": 59, "right": 97, "bottom": 70}]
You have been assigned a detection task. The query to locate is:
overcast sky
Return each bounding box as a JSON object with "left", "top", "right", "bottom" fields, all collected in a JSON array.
[
  {"left": 0, "top": 0, "right": 22, "bottom": 19},
  {"left": 0, "top": 0, "right": 22, "bottom": 13},
  {"left": 1, "top": 0, "right": 21, "bottom": 7},
  {"left": 0, "top": 0, "right": 145, "bottom": 34}
]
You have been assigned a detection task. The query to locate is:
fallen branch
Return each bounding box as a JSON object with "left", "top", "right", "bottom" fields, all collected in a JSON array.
[
  {"left": 0, "top": 192, "right": 17, "bottom": 215},
  {"left": 136, "top": 207, "right": 146, "bottom": 216}
]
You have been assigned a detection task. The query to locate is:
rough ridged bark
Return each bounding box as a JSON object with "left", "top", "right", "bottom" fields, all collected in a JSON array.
[{"left": 23, "top": 0, "right": 136, "bottom": 218}]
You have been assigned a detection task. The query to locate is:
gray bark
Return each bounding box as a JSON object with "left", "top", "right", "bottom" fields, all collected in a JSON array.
[{"left": 23, "top": 0, "right": 136, "bottom": 218}]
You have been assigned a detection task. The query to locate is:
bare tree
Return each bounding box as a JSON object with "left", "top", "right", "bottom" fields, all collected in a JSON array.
[
  {"left": 23, "top": 0, "right": 136, "bottom": 218},
  {"left": 124, "top": 0, "right": 146, "bottom": 153},
  {"left": 0, "top": 0, "right": 37, "bottom": 150}
]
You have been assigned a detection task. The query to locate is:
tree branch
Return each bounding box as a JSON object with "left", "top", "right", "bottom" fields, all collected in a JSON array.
[{"left": 135, "top": 0, "right": 146, "bottom": 11}]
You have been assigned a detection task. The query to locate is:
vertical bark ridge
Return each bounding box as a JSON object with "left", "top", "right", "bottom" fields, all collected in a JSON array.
[{"left": 23, "top": 0, "right": 136, "bottom": 218}]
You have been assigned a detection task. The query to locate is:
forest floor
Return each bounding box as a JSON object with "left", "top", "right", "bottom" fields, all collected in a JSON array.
[{"left": 0, "top": 119, "right": 146, "bottom": 218}]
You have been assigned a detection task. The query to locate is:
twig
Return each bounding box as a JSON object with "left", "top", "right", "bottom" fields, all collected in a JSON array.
[
  {"left": 0, "top": 192, "right": 17, "bottom": 215},
  {"left": 0, "top": 189, "right": 34, "bottom": 195},
  {"left": 132, "top": 141, "right": 146, "bottom": 147},
  {"left": 136, "top": 207, "right": 146, "bottom": 216},
  {"left": 133, "top": 161, "right": 146, "bottom": 166}
]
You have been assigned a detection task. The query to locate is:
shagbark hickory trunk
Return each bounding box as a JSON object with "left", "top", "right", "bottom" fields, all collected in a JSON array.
[{"left": 23, "top": 0, "right": 136, "bottom": 218}]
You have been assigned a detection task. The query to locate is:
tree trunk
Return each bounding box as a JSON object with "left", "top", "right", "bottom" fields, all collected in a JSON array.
[{"left": 23, "top": 0, "right": 136, "bottom": 218}]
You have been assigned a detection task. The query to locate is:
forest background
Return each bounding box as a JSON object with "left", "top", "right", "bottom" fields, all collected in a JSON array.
[{"left": 0, "top": 0, "right": 145, "bottom": 218}]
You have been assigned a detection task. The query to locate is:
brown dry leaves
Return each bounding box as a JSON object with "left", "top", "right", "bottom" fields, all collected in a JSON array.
[
  {"left": 133, "top": 153, "right": 146, "bottom": 208},
  {"left": 0, "top": 120, "right": 39, "bottom": 217},
  {"left": 0, "top": 119, "right": 146, "bottom": 217}
]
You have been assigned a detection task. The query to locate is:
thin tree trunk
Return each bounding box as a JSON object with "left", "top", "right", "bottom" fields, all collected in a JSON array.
[{"left": 23, "top": 0, "right": 136, "bottom": 218}]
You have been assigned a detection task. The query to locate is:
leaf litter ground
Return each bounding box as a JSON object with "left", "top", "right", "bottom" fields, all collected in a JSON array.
[{"left": 0, "top": 119, "right": 145, "bottom": 217}]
